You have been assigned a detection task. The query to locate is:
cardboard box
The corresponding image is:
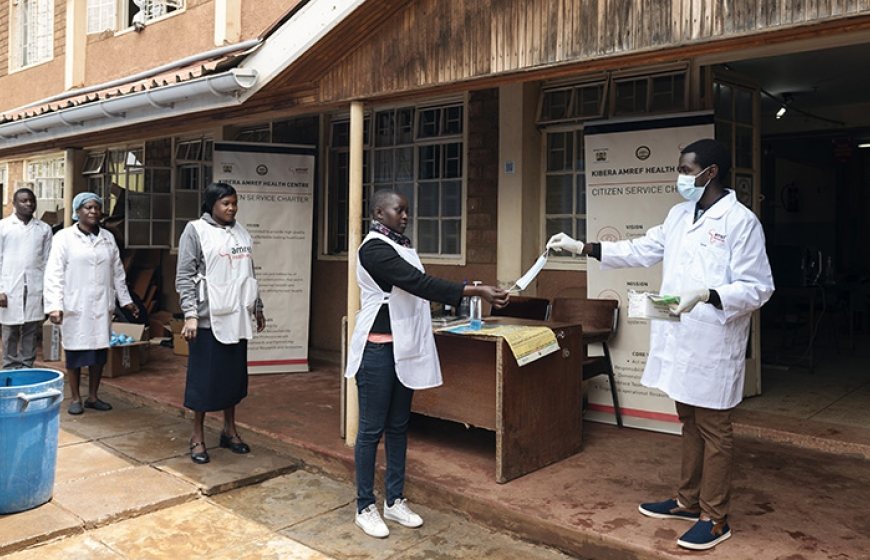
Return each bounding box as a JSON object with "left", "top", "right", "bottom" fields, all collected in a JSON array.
[
  {"left": 103, "top": 344, "right": 144, "bottom": 378},
  {"left": 168, "top": 320, "right": 189, "bottom": 356},
  {"left": 149, "top": 310, "right": 172, "bottom": 341},
  {"left": 42, "top": 319, "right": 63, "bottom": 362},
  {"left": 103, "top": 322, "right": 150, "bottom": 377}
]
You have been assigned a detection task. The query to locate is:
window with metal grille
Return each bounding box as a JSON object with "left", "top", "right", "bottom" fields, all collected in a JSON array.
[
  {"left": 538, "top": 80, "right": 607, "bottom": 124},
  {"left": 13, "top": 0, "right": 53, "bottom": 69},
  {"left": 613, "top": 71, "right": 687, "bottom": 115},
  {"left": 326, "top": 102, "right": 464, "bottom": 257},
  {"left": 86, "top": 0, "right": 116, "bottom": 33},
  {"left": 83, "top": 141, "right": 172, "bottom": 248},
  {"left": 25, "top": 156, "right": 64, "bottom": 214},
  {"left": 543, "top": 129, "right": 586, "bottom": 262},
  {"left": 173, "top": 137, "right": 213, "bottom": 247},
  {"left": 129, "top": 0, "right": 184, "bottom": 27}
]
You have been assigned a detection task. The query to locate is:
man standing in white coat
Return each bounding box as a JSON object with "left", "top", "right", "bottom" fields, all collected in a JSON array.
[
  {"left": 547, "top": 139, "right": 774, "bottom": 551},
  {"left": 0, "top": 188, "right": 53, "bottom": 369}
]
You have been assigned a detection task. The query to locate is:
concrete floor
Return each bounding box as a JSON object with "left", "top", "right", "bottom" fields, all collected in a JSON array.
[
  {"left": 1, "top": 391, "right": 574, "bottom": 560},
  {"left": 45, "top": 345, "right": 869, "bottom": 560}
]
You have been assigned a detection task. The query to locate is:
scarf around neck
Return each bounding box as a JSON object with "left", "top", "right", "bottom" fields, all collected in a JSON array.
[{"left": 371, "top": 220, "right": 412, "bottom": 248}]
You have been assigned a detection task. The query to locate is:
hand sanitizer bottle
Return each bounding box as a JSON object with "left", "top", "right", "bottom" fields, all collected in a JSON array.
[{"left": 469, "top": 281, "right": 483, "bottom": 330}]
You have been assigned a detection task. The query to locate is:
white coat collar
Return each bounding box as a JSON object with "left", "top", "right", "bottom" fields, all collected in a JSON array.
[
  {"left": 700, "top": 190, "right": 736, "bottom": 221},
  {"left": 683, "top": 190, "right": 736, "bottom": 231},
  {"left": 8, "top": 214, "right": 38, "bottom": 227}
]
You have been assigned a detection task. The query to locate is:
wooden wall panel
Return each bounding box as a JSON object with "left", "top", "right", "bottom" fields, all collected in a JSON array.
[{"left": 305, "top": 0, "right": 870, "bottom": 104}]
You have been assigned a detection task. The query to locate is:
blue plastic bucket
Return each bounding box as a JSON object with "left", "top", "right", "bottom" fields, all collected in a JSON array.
[{"left": 0, "top": 369, "right": 64, "bottom": 514}]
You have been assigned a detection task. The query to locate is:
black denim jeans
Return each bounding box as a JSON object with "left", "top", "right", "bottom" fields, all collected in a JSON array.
[{"left": 354, "top": 341, "right": 414, "bottom": 513}]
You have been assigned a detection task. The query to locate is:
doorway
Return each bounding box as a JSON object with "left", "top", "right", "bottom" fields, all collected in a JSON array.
[{"left": 713, "top": 42, "right": 870, "bottom": 431}]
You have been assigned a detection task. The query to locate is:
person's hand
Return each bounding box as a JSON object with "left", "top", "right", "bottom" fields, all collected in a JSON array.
[
  {"left": 182, "top": 317, "right": 198, "bottom": 341},
  {"left": 49, "top": 310, "right": 63, "bottom": 324},
  {"left": 0, "top": 293, "right": 7, "bottom": 308},
  {"left": 546, "top": 232, "right": 585, "bottom": 255},
  {"left": 123, "top": 303, "right": 140, "bottom": 319},
  {"left": 470, "top": 286, "right": 510, "bottom": 309},
  {"left": 670, "top": 289, "right": 710, "bottom": 315},
  {"left": 256, "top": 310, "right": 266, "bottom": 332}
]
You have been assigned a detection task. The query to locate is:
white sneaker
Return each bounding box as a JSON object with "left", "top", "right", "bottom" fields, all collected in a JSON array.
[
  {"left": 355, "top": 504, "right": 389, "bottom": 538},
  {"left": 383, "top": 498, "right": 424, "bottom": 528}
]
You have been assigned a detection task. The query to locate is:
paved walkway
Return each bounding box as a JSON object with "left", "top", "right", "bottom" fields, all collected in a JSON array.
[
  {"left": 6, "top": 350, "right": 870, "bottom": 559},
  {"left": 0, "top": 390, "right": 573, "bottom": 560}
]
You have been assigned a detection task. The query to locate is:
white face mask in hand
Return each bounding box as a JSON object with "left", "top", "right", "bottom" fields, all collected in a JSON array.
[
  {"left": 513, "top": 250, "right": 549, "bottom": 291},
  {"left": 676, "top": 166, "right": 711, "bottom": 202}
]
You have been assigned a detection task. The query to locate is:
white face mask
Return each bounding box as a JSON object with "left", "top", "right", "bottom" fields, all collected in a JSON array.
[
  {"left": 513, "top": 250, "right": 549, "bottom": 291},
  {"left": 676, "top": 166, "right": 711, "bottom": 202}
]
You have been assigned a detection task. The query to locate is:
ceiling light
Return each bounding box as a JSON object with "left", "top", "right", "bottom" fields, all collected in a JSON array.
[
  {"left": 776, "top": 106, "right": 787, "bottom": 119},
  {"left": 859, "top": 143, "right": 870, "bottom": 149}
]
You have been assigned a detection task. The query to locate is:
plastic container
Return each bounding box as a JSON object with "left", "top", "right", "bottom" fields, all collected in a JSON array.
[
  {"left": 469, "top": 281, "right": 483, "bottom": 330},
  {"left": 0, "top": 369, "right": 64, "bottom": 514},
  {"left": 458, "top": 280, "right": 470, "bottom": 317}
]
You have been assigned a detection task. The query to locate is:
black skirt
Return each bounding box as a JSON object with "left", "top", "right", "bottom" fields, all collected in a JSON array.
[
  {"left": 183, "top": 327, "right": 248, "bottom": 412},
  {"left": 66, "top": 348, "right": 108, "bottom": 369}
]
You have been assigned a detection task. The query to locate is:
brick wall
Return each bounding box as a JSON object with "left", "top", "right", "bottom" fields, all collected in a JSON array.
[{"left": 465, "top": 88, "right": 499, "bottom": 265}]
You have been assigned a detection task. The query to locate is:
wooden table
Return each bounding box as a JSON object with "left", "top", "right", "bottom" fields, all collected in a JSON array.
[{"left": 412, "top": 317, "right": 584, "bottom": 483}]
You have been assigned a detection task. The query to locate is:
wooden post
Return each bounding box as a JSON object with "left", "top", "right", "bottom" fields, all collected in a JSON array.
[
  {"left": 63, "top": 149, "right": 76, "bottom": 226},
  {"left": 345, "top": 101, "right": 364, "bottom": 447}
]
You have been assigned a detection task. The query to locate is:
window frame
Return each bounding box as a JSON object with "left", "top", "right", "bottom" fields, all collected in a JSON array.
[
  {"left": 537, "top": 76, "right": 609, "bottom": 125},
  {"left": 9, "top": 0, "right": 54, "bottom": 72},
  {"left": 24, "top": 155, "right": 65, "bottom": 215},
  {"left": 610, "top": 67, "right": 690, "bottom": 116},
  {"left": 86, "top": 0, "right": 186, "bottom": 35},
  {"left": 539, "top": 124, "right": 588, "bottom": 271},
  {"left": 320, "top": 97, "right": 467, "bottom": 265},
  {"left": 82, "top": 143, "right": 174, "bottom": 249},
  {"left": 0, "top": 164, "right": 8, "bottom": 207},
  {"left": 171, "top": 136, "right": 213, "bottom": 250}
]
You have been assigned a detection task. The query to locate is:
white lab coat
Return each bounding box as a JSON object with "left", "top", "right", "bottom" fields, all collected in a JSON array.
[
  {"left": 600, "top": 191, "right": 774, "bottom": 409},
  {"left": 43, "top": 226, "right": 133, "bottom": 351},
  {"left": 344, "top": 232, "right": 442, "bottom": 390},
  {"left": 0, "top": 215, "right": 52, "bottom": 325}
]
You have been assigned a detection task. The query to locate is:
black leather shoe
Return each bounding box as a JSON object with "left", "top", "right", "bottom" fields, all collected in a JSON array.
[
  {"left": 219, "top": 432, "right": 251, "bottom": 454},
  {"left": 189, "top": 440, "right": 210, "bottom": 464},
  {"left": 84, "top": 399, "right": 113, "bottom": 411}
]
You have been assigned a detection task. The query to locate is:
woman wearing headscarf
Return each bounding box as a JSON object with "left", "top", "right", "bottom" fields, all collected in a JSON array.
[
  {"left": 44, "top": 192, "right": 139, "bottom": 415},
  {"left": 175, "top": 182, "right": 265, "bottom": 465}
]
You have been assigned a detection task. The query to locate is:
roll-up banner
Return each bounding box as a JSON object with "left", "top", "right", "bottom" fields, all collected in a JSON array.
[
  {"left": 213, "top": 142, "right": 315, "bottom": 374},
  {"left": 584, "top": 113, "right": 714, "bottom": 434}
]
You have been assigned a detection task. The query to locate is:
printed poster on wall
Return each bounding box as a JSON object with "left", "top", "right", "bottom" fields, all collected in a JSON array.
[
  {"left": 584, "top": 113, "right": 714, "bottom": 434},
  {"left": 214, "top": 142, "right": 315, "bottom": 374}
]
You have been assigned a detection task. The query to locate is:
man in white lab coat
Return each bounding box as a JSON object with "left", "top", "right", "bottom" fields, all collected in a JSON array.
[
  {"left": 0, "top": 188, "right": 53, "bottom": 369},
  {"left": 548, "top": 139, "right": 774, "bottom": 551}
]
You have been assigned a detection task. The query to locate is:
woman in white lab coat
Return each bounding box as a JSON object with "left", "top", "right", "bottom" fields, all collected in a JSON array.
[
  {"left": 44, "top": 192, "right": 139, "bottom": 415},
  {"left": 547, "top": 139, "right": 774, "bottom": 551}
]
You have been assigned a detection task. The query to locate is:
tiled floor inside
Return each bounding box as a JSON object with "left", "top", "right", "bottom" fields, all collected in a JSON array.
[{"left": 748, "top": 332, "right": 870, "bottom": 429}]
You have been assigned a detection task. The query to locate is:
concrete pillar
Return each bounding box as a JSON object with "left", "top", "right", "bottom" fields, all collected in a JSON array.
[
  {"left": 214, "top": 0, "right": 242, "bottom": 46},
  {"left": 65, "top": 0, "right": 87, "bottom": 90},
  {"left": 344, "top": 101, "right": 364, "bottom": 447},
  {"left": 497, "top": 82, "right": 542, "bottom": 291}
]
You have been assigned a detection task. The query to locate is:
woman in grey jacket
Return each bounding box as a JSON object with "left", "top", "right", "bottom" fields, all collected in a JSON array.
[{"left": 175, "top": 183, "right": 265, "bottom": 464}]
